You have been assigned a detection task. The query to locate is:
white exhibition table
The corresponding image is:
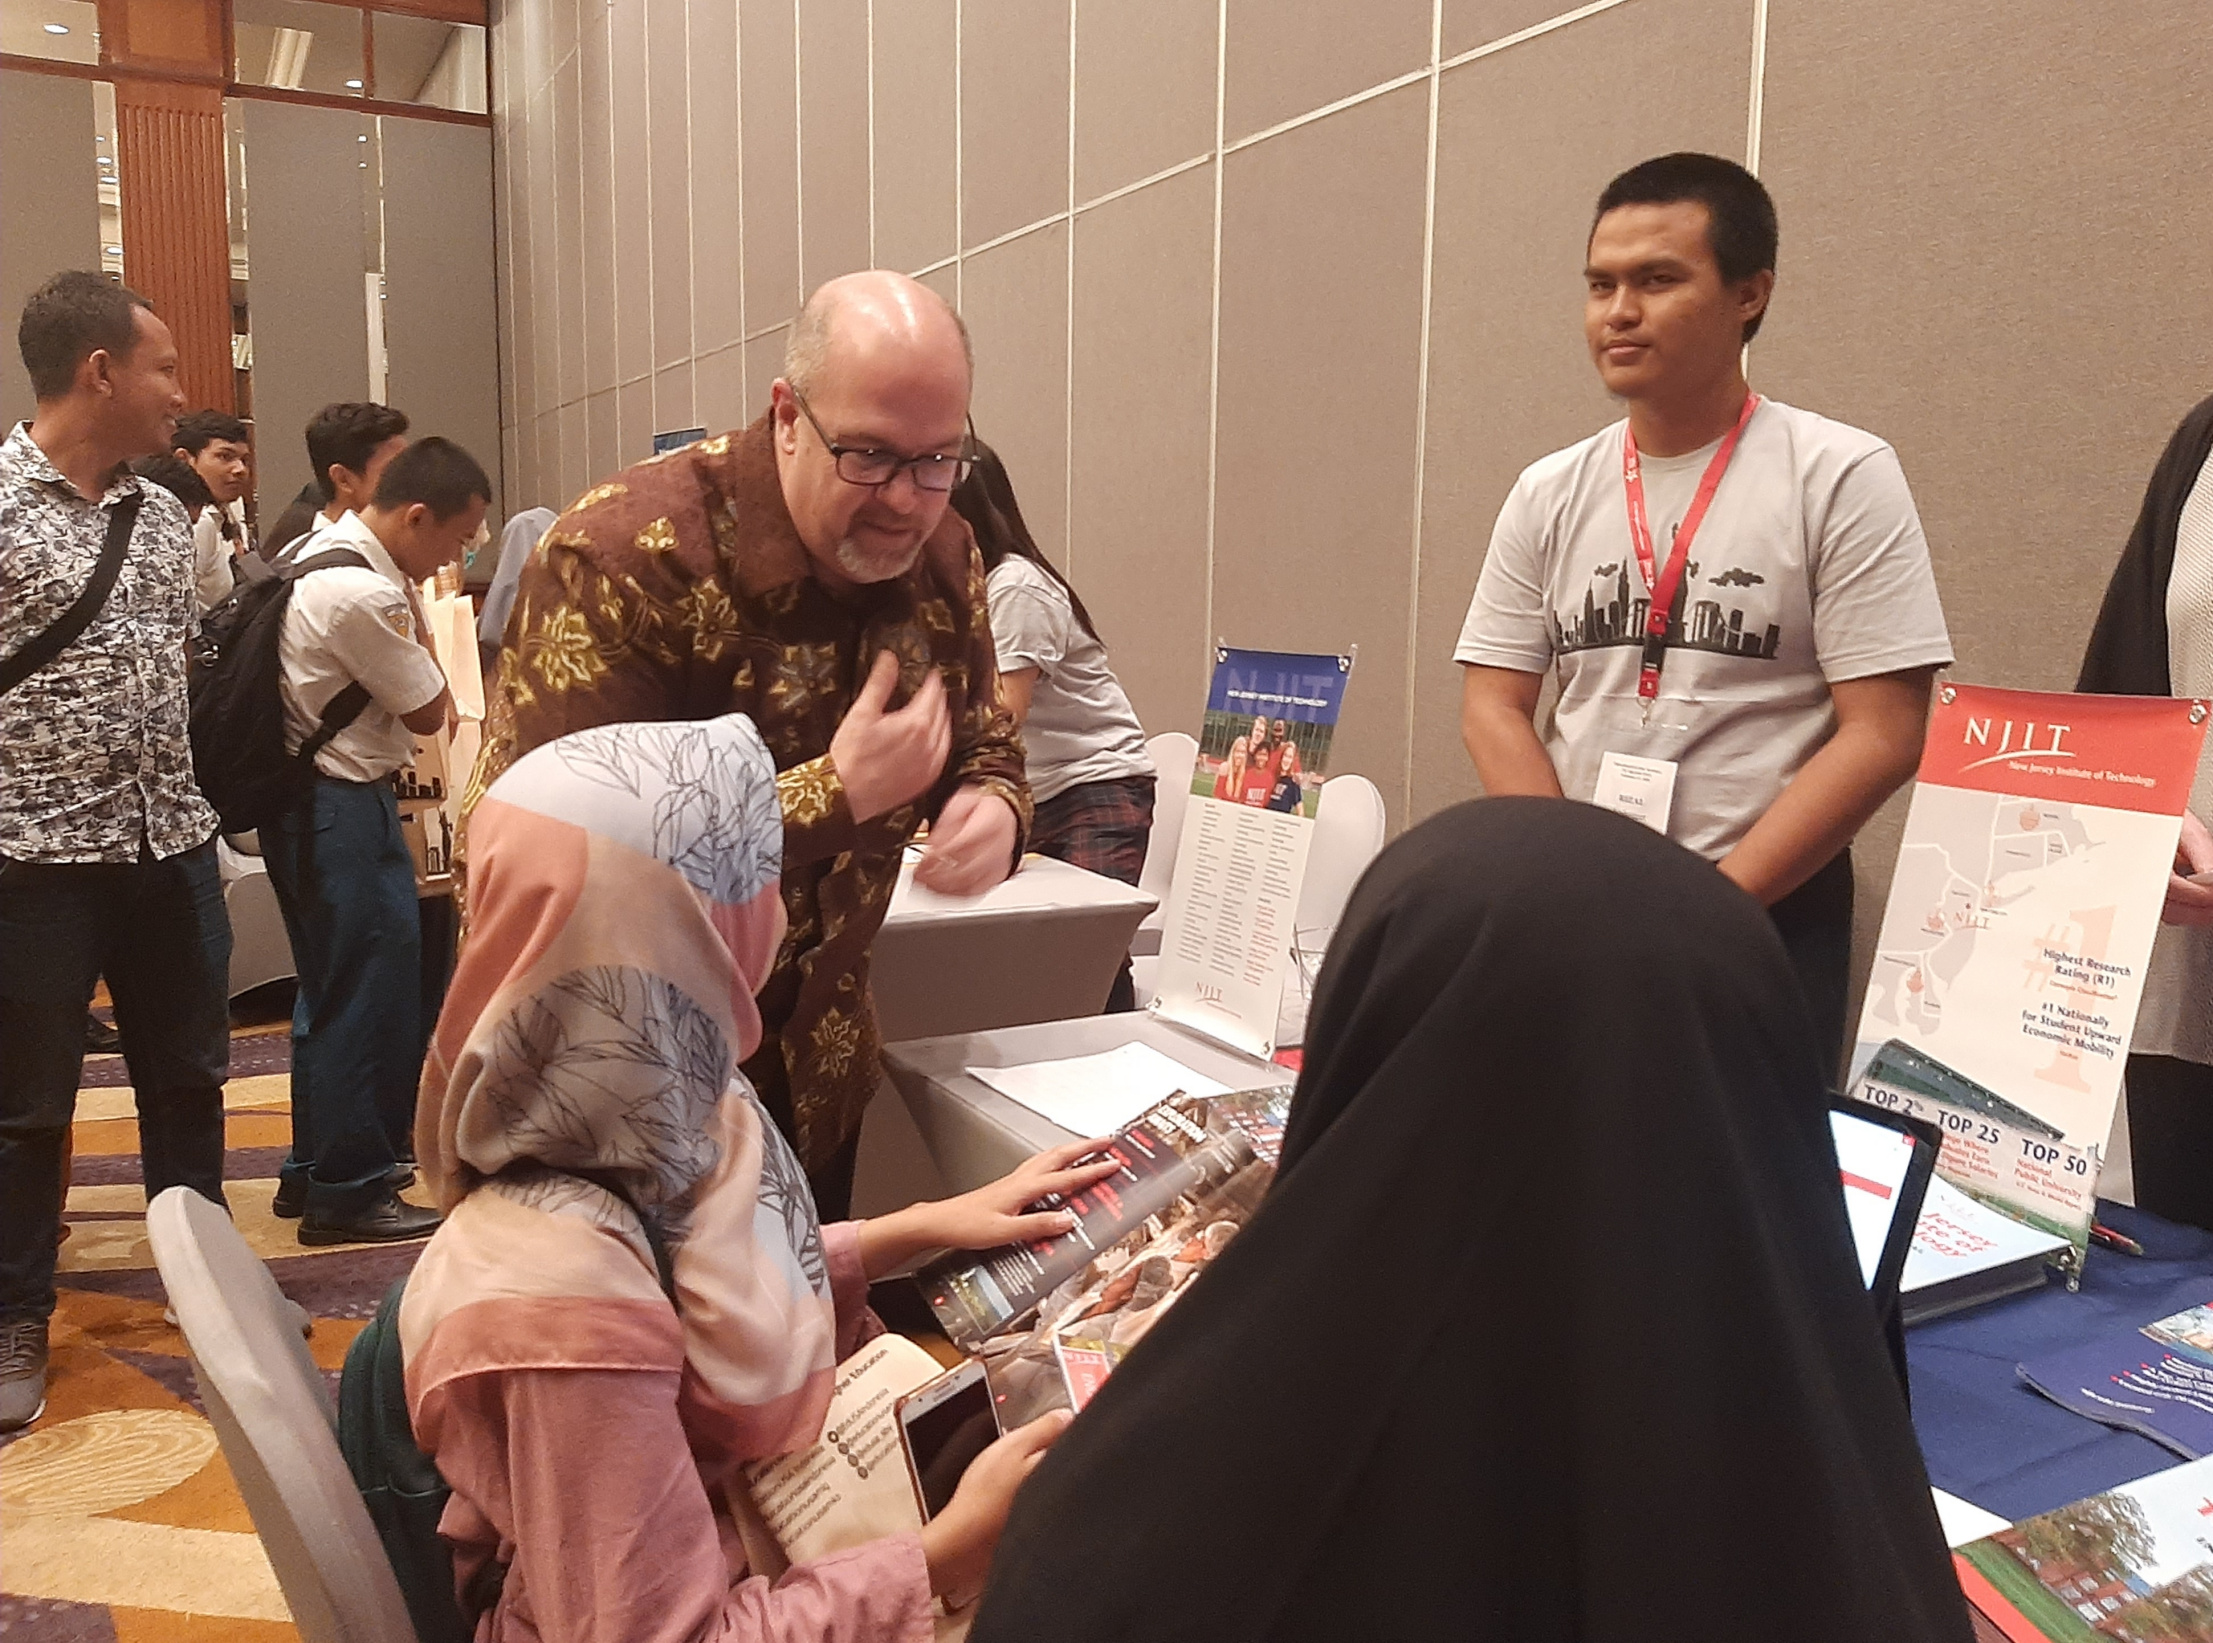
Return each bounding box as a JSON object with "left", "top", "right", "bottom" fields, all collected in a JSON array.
[
  {"left": 851, "top": 854, "right": 1158, "bottom": 1214},
  {"left": 879, "top": 1013, "right": 1289, "bottom": 1199},
  {"left": 871, "top": 853, "right": 1156, "bottom": 1042}
]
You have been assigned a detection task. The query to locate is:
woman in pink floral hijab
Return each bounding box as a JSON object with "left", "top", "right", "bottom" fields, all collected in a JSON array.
[{"left": 403, "top": 712, "right": 1112, "bottom": 1640}]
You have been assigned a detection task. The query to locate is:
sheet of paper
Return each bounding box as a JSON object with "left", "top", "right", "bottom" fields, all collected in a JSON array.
[
  {"left": 1930, "top": 1487, "right": 2008, "bottom": 1548},
  {"left": 966, "top": 1042, "right": 1232, "bottom": 1138}
]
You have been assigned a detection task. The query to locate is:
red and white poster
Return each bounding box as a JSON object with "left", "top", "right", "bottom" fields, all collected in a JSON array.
[{"left": 1852, "top": 683, "right": 2209, "bottom": 1257}]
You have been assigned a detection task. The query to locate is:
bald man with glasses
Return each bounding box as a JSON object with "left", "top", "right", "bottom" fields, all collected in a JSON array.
[{"left": 471, "top": 271, "right": 1031, "bottom": 1218}]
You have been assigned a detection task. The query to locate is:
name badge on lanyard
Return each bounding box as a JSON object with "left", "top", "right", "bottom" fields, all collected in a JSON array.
[
  {"left": 1624, "top": 393, "right": 1760, "bottom": 722},
  {"left": 1594, "top": 750, "right": 1677, "bottom": 834}
]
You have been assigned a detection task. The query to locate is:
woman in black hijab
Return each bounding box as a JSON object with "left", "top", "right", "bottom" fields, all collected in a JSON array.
[{"left": 972, "top": 798, "right": 1971, "bottom": 1643}]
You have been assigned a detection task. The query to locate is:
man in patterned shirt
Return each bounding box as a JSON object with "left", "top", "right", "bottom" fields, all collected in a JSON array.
[
  {"left": 471, "top": 270, "right": 1030, "bottom": 1219},
  {"left": 0, "top": 272, "right": 232, "bottom": 1431}
]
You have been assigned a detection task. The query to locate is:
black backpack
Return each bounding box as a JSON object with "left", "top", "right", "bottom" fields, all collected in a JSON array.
[{"left": 187, "top": 548, "right": 375, "bottom": 833}]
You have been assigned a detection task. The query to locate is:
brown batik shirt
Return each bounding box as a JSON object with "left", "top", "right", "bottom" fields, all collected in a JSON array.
[{"left": 466, "top": 415, "right": 1031, "bottom": 1170}]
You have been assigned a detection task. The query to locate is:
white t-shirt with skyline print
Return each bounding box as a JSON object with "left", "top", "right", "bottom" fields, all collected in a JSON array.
[{"left": 1454, "top": 398, "right": 1954, "bottom": 861}]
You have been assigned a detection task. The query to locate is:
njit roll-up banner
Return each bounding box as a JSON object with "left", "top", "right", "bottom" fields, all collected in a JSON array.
[{"left": 1851, "top": 683, "right": 2209, "bottom": 1275}]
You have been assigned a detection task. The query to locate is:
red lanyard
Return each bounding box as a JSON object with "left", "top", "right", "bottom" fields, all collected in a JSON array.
[{"left": 1622, "top": 393, "right": 1759, "bottom": 701}]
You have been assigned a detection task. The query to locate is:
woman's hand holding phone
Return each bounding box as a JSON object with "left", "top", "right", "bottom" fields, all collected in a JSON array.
[{"left": 918, "top": 1410, "right": 1073, "bottom": 1609}]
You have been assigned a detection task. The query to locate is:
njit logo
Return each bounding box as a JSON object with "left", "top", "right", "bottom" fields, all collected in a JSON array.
[
  {"left": 1196, "top": 983, "right": 1225, "bottom": 1005},
  {"left": 1962, "top": 717, "right": 2072, "bottom": 772}
]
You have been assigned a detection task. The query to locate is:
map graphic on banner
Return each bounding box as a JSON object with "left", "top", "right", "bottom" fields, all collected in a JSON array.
[
  {"left": 1851, "top": 683, "right": 2208, "bottom": 1268},
  {"left": 1154, "top": 648, "right": 1353, "bottom": 1058}
]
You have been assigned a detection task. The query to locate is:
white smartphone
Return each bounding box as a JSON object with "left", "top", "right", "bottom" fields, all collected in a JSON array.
[{"left": 894, "top": 1359, "right": 999, "bottom": 1522}]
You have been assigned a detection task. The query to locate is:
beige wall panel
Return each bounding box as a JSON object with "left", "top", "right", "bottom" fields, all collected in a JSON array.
[
  {"left": 1069, "top": 163, "right": 1216, "bottom": 741},
  {"left": 1756, "top": 0, "right": 2213, "bottom": 1010},
  {"left": 916, "top": 264, "right": 959, "bottom": 309},
  {"left": 545, "top": 0, "right": 577, "bottom": 83},
  {"left": 740, "top": 0, "right": 802, "bottom": 328},
  {"left": 533, "top": 411, "right": 559, "bottom": 509},
  {"left": 742, "top": 326, "right": 789, "bottom": 421},
  {"left": 1223, "top": 0, "right": 1428, "bottom": 146},
  {"left": 1216, "top": 86, "right": 1430, "bottom": 819},
  {"left": 493, "top": 112, "right": 524, "bottom": 451},
  {"left": 616, "top": 376, "right": 653, "bottom": 477},
  {"left": 655, "top": 361, "right": 698, "bottom": 445},
  {"left": 1410, "top": 0, "right": 1754, "bottom": 824},
  {"left": 697, "top": 343, "right": 747, "bottom": 437},
  {"left": 1074, "top": 0, "right": 1216, "bottom": 203},
  {"left": 578, "top": 6, "right": 616, "bottom": 394},
  {"left": 963, "top": 223, "right": 1071, "bottom": 564},
  {"left": 0, "top": 71, "right": 100, "bottom": 427},
  {"left": 871, "top": 0, "right": 958, "bottom": 275},
  {"left": 610, "top": 0, "right": 653, "bottom": 385},
  {"left": 646, "top": 0, "right": 694, "bottom": 369},
  {"left": 586, "top": 387, "right": 618, "bottom": 487},
  {"left": 527, "top": 89, "right": 561, "bottom": 416},
  {"left": 690, "top": 0, "right": 744, "bottom": 353},
  {"left": 383, "top": 119, "right": 503, "bottom": 511},
  {"left": 558, "top": 399, "right": 586, "bottom": 508},
  {"left": 238, "top": 98, "right": 373, "bottom": 522},
  {"left": 1441, "top": 0, "right": 1589, "bottom": 59},
  {"left": 552, "top": 55, "right": 585, "bottom": 406},
  {"left": 799, "top": 0, "right": 871, "bottom": 290},
  {"left": 960, "top": 0, "right": 1069, "bottom": 249}
]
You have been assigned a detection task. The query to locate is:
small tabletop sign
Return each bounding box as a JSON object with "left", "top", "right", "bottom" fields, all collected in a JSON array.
[{"left": 1150, "top": 647, "right": 1352, "bottom": 1059}]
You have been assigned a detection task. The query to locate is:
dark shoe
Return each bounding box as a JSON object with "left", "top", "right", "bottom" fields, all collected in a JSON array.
[
  {"left": 298, "top": 1191, "right": 441, "bottom": 1247},
  {"left": 274, "top": 1163, "right": 414, "bottom": 1220},
  {"left": 85, "top": 1014, "right": 121, "bottom": 1055},
  {"left": 0, "top": 1317, "right": 50, "bottom": 1432}
]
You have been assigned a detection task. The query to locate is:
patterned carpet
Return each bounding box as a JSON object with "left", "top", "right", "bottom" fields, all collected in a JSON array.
[{"left": 1, "top": 1003, "right": 435, "bottom": 1641}]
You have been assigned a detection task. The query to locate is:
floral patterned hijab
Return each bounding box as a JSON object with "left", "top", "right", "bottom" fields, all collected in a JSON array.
[{"left": 412, "top": 713, "right": 838, "bottom": 1461}]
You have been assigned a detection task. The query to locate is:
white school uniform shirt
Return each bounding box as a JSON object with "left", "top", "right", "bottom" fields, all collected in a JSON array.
[
  {"left": 277, "top": 510, "right": 447, "bottom": 782},
  {"left": 1454, "top": 399, "right": 1954, "bottom": 861}
]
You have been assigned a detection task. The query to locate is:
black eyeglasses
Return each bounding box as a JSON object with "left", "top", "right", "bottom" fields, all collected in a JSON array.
[{"left": 790, "top": 390, "right": 974, "bottom": 494}]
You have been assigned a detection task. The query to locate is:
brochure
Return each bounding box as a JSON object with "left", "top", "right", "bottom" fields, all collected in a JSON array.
[
  {"left": 2019, "top": 1299, "right": 2213, "bottom": 1459},
  {"left": 918, "top": 1086, "right": 1289, "bottom": 1354},
  {"left": 916, "top": 1088, "right": 1291, "bottom": 1423},
  {"left": 1954, "top": 1452, "right": 2213, "bottom": 1640},
  {"left": 1903, "top": 1172, "right": 2071, "bottom": 1324},
  {"left": 963, "top": 1042, "right": 1235, "bottom": 1139}
]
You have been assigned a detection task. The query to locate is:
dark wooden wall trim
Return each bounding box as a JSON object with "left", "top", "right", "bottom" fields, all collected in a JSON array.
[
  {"left": 0, "top": 55, "right": 489, "bottom": 127},
  {"left": 364, "top": 0, "right": 489, "bottom": 26},
  {"left": 114, "top": 79, "right": 235, "bottom": 413}
]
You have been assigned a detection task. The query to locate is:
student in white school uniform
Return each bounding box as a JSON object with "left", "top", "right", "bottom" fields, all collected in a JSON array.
[
  {"left": 260, "top": 436, "right": 489, "bottom": 1246},
  {"left": 1455, "top": 153, "right": 1954, "bottom": 1067},
  {"left": 262, "top": 401, "right": 410, "bottom": 565},
  {"left": 172, "top": 409, "right": 253, "bottom": 612}
]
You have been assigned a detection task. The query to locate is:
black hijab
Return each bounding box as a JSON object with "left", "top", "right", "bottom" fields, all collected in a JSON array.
[
  {"left": 973, "top": 799, "right": 1972, "bottom": 1643},
  {"left": 2078, "top": 393, "right": 2213, "bottom": 697}
]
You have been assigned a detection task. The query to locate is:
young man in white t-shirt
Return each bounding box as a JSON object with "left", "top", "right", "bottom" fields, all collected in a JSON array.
[
  {"left": 261, "top": 436, "right": 486, "bottom": 1247},
  {"left": 1456, "top": 153, "right": 1953, "bottom": 1063}
]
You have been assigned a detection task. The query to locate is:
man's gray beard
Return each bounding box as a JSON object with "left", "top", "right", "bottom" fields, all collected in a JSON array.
[{"left": 833, "top": 534, "right": 923, "bottom": 583}]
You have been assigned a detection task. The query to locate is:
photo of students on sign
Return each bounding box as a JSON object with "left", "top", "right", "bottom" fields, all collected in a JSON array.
[{"left": 1190, "top": 649, "right": 1351, "bottom": 819}]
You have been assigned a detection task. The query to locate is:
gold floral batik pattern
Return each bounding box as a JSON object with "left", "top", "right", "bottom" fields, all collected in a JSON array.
[{"left": 464, "top": 413, "right": 1032, "bottom": 1174}]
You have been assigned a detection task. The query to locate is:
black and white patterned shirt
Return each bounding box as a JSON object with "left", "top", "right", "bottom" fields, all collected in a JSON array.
[{"left": 0, "top": 422, "right": 218, "bottom": 862}]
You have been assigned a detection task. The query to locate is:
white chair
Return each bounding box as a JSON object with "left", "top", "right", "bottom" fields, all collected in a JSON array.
[
  {"left": 146, "top": 1187, "right": 417, "bottom": 1643},
  {"left": 1276, "top": 774, "right": 1388, "bottom": 1045},
  {"left": 218, "top": 835, "right": 298, "bottom": 999},
  {"left": 1130, "top": 732, "right": 1197, "bottom": 960}
]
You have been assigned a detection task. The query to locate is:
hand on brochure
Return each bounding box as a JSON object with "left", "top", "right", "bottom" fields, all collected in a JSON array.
[
  {"left": 914, "top": 783, "right": 1019, "bottom": 896},
  {"left": 918, "top": 1409, "right": 1073, "bottom": 1610},
  {"left": 857, "top": 1139, "right": 1123, "bottom": 1278},
  {"left": 2163, "top": 810, "right": 2213, "bottom": 926}
]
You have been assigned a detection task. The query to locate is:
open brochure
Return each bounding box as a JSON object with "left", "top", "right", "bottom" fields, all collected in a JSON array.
[
  {"left": 2019, "top": 1299, "right": 2213, "bottom": 1459},
  {"left": 727, "top": 1333, "right": 969, "bottom": 1640},
  {"left": 1903, "top": 1173, "right": 2072, "bottom": 1325},
  {"left": 964, "top": 1042, "right": 1234, "bottom": 1139},
  {"left": 917, "top": 1087, "right": 1291, "bottom": 1421},
  {"left": 1953, "top": 1452, "right": 2213, "bottom": 1640}
]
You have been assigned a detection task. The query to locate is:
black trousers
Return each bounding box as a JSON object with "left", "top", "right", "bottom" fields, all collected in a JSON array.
[
  {"left": 0, "top": 839, "right": 232, "bottom": 1324},
  {"left": 1768, "top": 850, "right": 1854, "bottom": 1085},
  {"left": 2124, "top": 1054, "right": 2213, "bottom": 1232}
]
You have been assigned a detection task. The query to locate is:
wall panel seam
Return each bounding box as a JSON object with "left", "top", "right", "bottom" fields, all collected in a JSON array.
[
  {"left": 1064, "top": 0, "right": 1076, "bottom": 572},
  {"left": 1744, "top": 0, "right": 1768, "bottom": 172},
  {"left": 1202, "top": 0, "right": 1225, "bottom": 664},
  {"left": 865, "top": 0, "right": 876, "bottom": 269},
  {"left": 1404, "top": 0, "right": 1444, "bottom": 823},
  {"left": 1439, "top": 0, "right": 1635, "bottom": 73}
]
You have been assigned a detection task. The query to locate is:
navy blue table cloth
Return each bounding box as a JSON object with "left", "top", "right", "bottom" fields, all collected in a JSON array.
[{"left": 1908, "top": 1200, "right": 2213, "bottom": 1522}]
